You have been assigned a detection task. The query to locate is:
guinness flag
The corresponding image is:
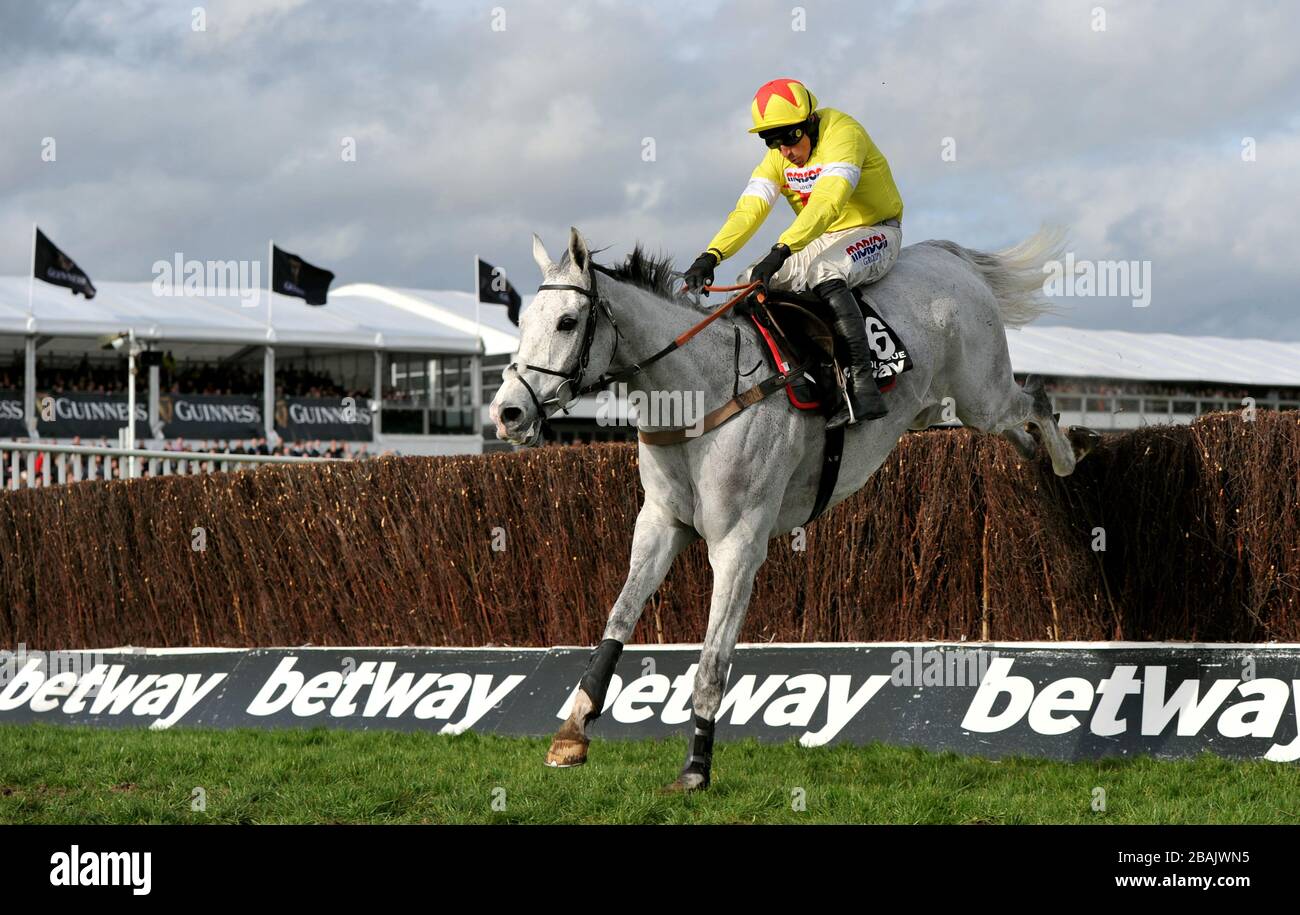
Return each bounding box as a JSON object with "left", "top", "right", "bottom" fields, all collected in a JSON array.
[
  {"left": 33, "top": 228, "right": 96, "bottom": 299},
  {"left": 476, "top": 257, "right": 521, "bottom": 325},
  {"left": 272, "top": 245, "right": 335, "bottom": 306}
]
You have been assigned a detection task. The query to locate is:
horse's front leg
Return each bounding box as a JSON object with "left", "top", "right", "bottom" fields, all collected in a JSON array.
[
  {"left": 663, "top": 526, "right": 771, "bottom": 792},
  {"left": 545, "top": 505, "right": 697, "bottom": 768}
]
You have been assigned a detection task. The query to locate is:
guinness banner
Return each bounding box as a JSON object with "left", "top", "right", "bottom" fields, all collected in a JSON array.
[
  {"left": 3, "top": 643, "right": 1300, "bottom": 762},
  {"left": 7, "top": 393, "right": 364, "bottom": 441},
  {"left": 160, "top": 394, "right": 262, "bottom": 440},
  {"left": 275, "top": 396, "right": 372, "bottom": 442},
  {"left": 0, "top": 390, "right": 25, "bottom": 437},
  {"left": 34, "top": 391, "right": 149, "bottom": 439}
]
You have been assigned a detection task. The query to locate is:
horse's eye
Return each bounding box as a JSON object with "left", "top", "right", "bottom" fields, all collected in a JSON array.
[{"left": 556, "top": 315, "right": 579, "bottom": 332}]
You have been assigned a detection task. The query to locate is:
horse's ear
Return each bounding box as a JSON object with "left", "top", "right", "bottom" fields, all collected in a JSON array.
[
  {"left": 567, "top": 227, "right": 590, "bottom": 275},
  {"left": 532, "top": 234, "right": 553, "bottom": 274}
]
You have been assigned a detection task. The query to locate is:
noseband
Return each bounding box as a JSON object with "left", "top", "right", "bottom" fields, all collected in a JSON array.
[{"left": 505, "top": 275, "right": 623, "bottom": 423}]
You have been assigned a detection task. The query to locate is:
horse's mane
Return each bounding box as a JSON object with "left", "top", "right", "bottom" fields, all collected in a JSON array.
[{"left": 591, "top": 244, "right": 694, "bottom": 306}]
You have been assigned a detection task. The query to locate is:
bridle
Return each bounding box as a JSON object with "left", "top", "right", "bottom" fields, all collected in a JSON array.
[
  {"left": 505, "top": 268, "right": 765, "bottom": 433},
  {"left": 504, "top": 275, "right": 623, "bottom": 421}
]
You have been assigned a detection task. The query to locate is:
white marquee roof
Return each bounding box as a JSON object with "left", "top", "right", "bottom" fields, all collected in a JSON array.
[
  {"left": 330, "top": 284, "right": 525, "bottom": 356},
  {"left": 1007, "top": 325, "right": 1300, "bottom": 387},
  {"left": 0, "top": 276, "right": 481, "bottom": 354}
]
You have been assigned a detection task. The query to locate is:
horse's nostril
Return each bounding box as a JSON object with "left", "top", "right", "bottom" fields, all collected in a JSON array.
[{"left": 501, "top": 406, "right": 523, "bottom": 424}]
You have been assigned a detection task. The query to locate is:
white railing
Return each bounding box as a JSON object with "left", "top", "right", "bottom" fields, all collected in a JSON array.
[
  {"left": 0, "top": 441, "right": 334, "bottom": 490},
  {"left": 1047, "top": 392, "right": 1300, "bottom": 431}
]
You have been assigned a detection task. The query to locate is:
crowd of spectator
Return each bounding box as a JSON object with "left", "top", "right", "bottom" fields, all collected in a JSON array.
[
  {"left": 2, "top": 355, "right": 369, "bottom": 400},
  {"left": 156, "top": 437, "right": 376, "bottom": 459}
]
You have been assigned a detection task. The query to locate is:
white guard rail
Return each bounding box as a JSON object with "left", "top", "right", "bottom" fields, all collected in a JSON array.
[{"left": 1, "top": 441, "right": 334, "bottom": 490}]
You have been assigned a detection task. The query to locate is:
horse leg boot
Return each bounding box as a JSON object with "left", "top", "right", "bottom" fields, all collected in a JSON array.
[
  {"left": 546, "top": 638, "right": 622, "bottom": 767},
  {"left": 815, "top": 277, "right": 887, "bottom": 428}
]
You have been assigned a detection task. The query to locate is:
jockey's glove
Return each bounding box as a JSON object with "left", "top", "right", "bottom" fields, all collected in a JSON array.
[
  {"left": 751, "top": 243, "right": 791, "bottom": 289},
  {"left": 684, "top": 251, "right": 718, "bottom": 296}
]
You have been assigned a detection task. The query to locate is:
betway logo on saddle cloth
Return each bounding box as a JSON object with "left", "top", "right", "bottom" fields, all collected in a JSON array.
[{"left": 2, "top": 645, "right": 1300, "bottom": 762}]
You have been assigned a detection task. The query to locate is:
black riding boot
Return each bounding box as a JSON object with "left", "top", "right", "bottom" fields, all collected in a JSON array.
[{"left": 813, "top": 278, "right": 887, "bottom": 427}]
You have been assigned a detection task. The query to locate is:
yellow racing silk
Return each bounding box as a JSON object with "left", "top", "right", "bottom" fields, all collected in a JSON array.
[{"left": 706, "top": 107, "right": 903, "bottom": 259}]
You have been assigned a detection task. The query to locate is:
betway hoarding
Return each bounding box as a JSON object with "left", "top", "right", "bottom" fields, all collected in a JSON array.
[{"left": 2, "top": 644, "right": 1300, "bottom": 762}]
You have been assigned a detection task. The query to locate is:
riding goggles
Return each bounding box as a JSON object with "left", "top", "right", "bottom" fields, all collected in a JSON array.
[{"left": 760, "top": 123, "right": 807, "bottom": 149}]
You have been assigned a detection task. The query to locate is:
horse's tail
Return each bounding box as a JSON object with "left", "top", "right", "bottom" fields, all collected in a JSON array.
[{"left": 926, "top": 227, "right": 1068, "bottom": 328}]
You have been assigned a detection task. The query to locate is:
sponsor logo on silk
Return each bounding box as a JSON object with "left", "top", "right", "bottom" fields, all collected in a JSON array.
[
  {"left": 845, "top": 233, "right": 889, "bottom": 263},
  {"left": 783, "top": 165, "right": 822, "bottom": 203}
]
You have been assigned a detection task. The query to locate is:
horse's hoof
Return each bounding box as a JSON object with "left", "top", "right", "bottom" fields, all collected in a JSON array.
[
  {"left": 1067, "top": 425, "right": 1101, "bottom": 460},
  {"left": 545, "top": 736, "right": 589, "bottom": 768},
  {"left": 661, "top": 771, "right": 710, "bottom": 794}
]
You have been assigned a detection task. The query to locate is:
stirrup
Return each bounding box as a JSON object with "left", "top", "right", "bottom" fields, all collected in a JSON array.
[
  {"left": 826, "top": 402, "right": 853, "bottom": 430},
  {"left": 828, "top": 367, "right": 886, "bottom": 428}
]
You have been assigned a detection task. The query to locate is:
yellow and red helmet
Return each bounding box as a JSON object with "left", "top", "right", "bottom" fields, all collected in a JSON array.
[{"left": 749, "top": 78, "right": 819, "bottom": 133}]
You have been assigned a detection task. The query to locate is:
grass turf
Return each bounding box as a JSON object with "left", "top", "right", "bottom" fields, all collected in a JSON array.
[{"left": 2, "top": 723, "right": 1298, "bottom": 824}]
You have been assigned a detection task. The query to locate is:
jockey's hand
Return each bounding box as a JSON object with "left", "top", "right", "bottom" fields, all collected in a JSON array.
[
  {"left": 751, "top": 243, "right": 791, "bottom": 289},
  {"left": 684, "top": 251, "right": 718, "bottom": 296}
]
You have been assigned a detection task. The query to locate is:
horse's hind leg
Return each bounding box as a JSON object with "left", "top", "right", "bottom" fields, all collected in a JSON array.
[
  {"left": 546, "top": 507, "right": 697, "bottom": 768},
  {"left": 958, "top": 375, "right": 1079, "bottom": 476},
  {"left": 1015, "top": 376, "right": 1078, "bottom": 475},
  {"left": 909, "top": 401, "right": 1034, "bottom": 464},
  {"left": 1001, "top": 427, "right": 1038, "bottom": 461}
]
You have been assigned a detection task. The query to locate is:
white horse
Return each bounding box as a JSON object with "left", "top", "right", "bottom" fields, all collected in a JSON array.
[{"left": 490, "top": 227, "right": 1097, "bottom": 791}]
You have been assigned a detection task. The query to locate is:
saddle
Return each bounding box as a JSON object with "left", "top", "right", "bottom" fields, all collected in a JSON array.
[{"left": 744, "top": 286, "right": 913, "bottom": 415}]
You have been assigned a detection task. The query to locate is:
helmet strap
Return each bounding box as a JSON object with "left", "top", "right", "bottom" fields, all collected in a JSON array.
[{"left": 805, "top": 114, "right": 820, "bottom": 153}]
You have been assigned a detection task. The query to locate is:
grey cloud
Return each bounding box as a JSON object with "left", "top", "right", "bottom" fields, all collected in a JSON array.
[{"left": 1, "top": 0, "right": 1297, "bottom": 338}]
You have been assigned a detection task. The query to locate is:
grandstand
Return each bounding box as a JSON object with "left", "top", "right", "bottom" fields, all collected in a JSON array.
[
  {"left": 0, "top": 276, "right": 520, "bottom": 459},
  {"left": 1007, "top": 326, "right": 1300, "bottom": 429}
]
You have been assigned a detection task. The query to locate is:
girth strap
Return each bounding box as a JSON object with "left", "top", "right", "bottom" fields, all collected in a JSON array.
[
  {"left": 637, "top": 358, "right": 811, "bottom": 446},
  {"left": 805, "top": 424, "right": 845, "bottom": 526}
]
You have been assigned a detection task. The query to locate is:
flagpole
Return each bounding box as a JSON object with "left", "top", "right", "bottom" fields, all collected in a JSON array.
[
  {"left": 266, "top": 239, "right": 274, "bottom": 446},
  {"left": 26, "top": 224, "right": 36, "bottom": 440},
  {"left": 267, "top": 239, "right": 274, "bottom": 331},
  {"left": 473, "top": 255, "right": 482, "bottom": 355},
  {"left": 28, "top": 224, "right": 36, "bottom": 318}
]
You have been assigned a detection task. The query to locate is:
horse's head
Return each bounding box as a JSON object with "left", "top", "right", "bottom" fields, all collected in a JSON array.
[{"left": 490, "top": 227, "right": 619, "bottom": 446}]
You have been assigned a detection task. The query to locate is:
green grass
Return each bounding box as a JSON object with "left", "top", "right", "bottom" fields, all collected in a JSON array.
[{"left": 1, "top": 723, "right": 1297, "bottom": 824}]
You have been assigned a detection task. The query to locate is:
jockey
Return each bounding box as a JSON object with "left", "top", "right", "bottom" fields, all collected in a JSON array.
[{"left": 684, "top": 78, "right": 904, "bottom": 427}]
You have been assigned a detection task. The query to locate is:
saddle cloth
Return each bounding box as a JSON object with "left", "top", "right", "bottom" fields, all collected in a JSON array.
[{"left": 749, "top": 287, "right": 913, "bottom": 412}]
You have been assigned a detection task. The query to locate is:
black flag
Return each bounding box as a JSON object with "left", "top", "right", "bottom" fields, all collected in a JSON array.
[
  {"left": 477, "top": 257, "right": 522, "bottom": 326},
  {"left": 272, "top": 245, "right": 335, "bottom": 306},
  {"left": 33, "top": 228, "right": 96, "bottom": 299}
]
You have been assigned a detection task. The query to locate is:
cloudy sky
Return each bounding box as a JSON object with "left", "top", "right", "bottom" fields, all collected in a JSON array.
[{"left": 2, "top": 0, "right": 1298, "bottom": 338}]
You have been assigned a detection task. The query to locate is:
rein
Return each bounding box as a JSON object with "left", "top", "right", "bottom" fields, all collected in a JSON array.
[{"left": 506, "top": 274, "right": 805, "bottom": 445}]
